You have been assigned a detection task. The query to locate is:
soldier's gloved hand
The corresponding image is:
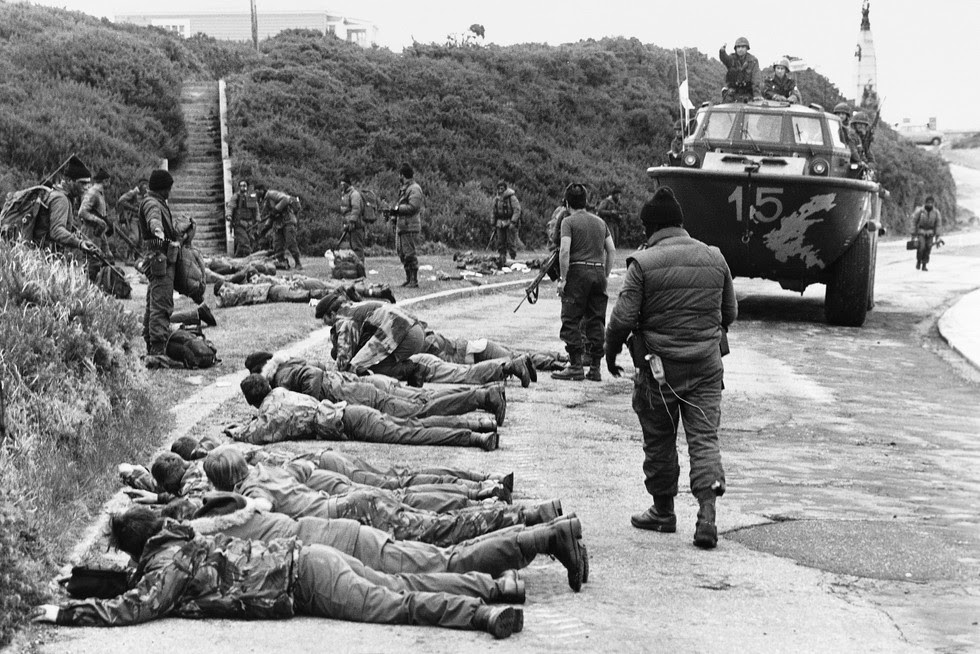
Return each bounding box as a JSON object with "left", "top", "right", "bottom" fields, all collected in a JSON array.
[
  {"left": 79, "top": 241, "right": 99, "bottom": 254},
  {"left": 606, "top": 354, "right": 624, "bottom": 378},
  {"left": 31, "top": 605, "right": 59, "bottom": 624},
  {"left": 123, "top": 488, "right": 158, "bottom": 505}
]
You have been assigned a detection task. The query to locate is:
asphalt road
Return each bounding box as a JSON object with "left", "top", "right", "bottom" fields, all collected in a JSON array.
[{"left": 32, "top": 226, "right": 980, "bottom": 654}]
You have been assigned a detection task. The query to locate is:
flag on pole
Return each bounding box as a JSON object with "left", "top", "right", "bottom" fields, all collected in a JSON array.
[{"left": 676, "top": 49, "right": 695, "bottom": 111}]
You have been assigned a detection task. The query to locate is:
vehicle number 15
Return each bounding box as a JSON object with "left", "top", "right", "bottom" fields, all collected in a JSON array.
[{"left": 727, "top": 186, "right": 784, "bottom": 223}]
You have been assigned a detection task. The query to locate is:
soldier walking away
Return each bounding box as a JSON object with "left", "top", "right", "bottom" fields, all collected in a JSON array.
[
  {"left": 596, "top": 188, "right": 624, "bottom": 248},
  {"left": 390, "top": 163, "right": 424, "bottom": 288},
  {"left": 39, "top": 155, "right": 101, "bottom": 262},
  {"left": 912, "top": 195, "right": 942, "bottom": 271},
  {"left": 255, "top": 183, "right": 302, "bottom": 270},
  {"left": 139, "top": 169, "right": 180, "bottom": 364},
  {"left": 339, "top": 173, "right": 366, "bottom": 262},
  {"left": 226, "top": 179, "right": 258, "bottom": 257},
  {"left": 491, "top": 180, "right": 521, "bottom": 265},
  {"left": 551, "top": 183, "right": 616, "bottom": 382},
  {"left": 605, "top": 187, "right": 737, "bottom": 549},
  {"left": 115, "top": 178, "right": 147, "bottom": 262},
  {"left": 763, "top": 58, "right": 802, "bottom": 104},
  {"left": 719, "top": 37, "right": 761, "bottom": 102}
]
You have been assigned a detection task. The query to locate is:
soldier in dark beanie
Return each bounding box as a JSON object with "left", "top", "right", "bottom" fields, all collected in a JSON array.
[
  {"left": 139, "top": 169, "right": 180, "bottom": 364},
  {"left": 605, "top": 186, "right": 737, "bottom": 549},
  {"left": 389, "top": 163, "right": 424, "bottom": 288},
  {"left": 41, "top": 155, "right": 100, "bottom": 260}
]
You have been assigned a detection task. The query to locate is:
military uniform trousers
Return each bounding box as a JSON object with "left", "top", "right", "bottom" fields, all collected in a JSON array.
[
  {"left": 144, "top": 252, "right": 176, "bottom": 354},
  {"left": 397, "top": 230, "right": 419, "bottom": 271},
  {"left": 632, "top": 352, "right": 726, "bottom": 500},
  {"left": 326, "top": 490, "right": 525, "bottom": 546},
  {"left": 298, "top": 470, "right": 488, "bottom": 514},
  {"left": 341, "top": 405, "right": 487, "bottom": 449},
  {"left": 273, "top": 220, "right": 301, "bottom": 263},
  {"left": 311, "top": 452, "right": 495, "bottom": 490},
  {"left": 409, "top": 353, "right": 509, "bottom": 385},
  {"left": 325, "top": 379, "right": 491, "bottom": 422},
  {"left": 425, "top": 332, "right": 566, "bottom": 372},
  {"left": 560, "top": 264, "right": 608, "bottom": 360},
  {"left": 916, "top": 230, "right": 936, "bottom": 266},
  {"left": 292, "top": 544, "right": 493, "bottom": 629},
  {"left": 232, "top": 221, "right": 254, "bottom": 257},
  {"left": 345, "top": 223, "right": 366, "bottom": 262}
]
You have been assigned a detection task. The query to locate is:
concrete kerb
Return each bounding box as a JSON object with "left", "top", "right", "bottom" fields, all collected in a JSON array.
[
  {"left": 61, "top": 275, "right": 536, "bottom": 571},
  {"left": 937, "top": 288, "right": 980, "bottom": 371}
]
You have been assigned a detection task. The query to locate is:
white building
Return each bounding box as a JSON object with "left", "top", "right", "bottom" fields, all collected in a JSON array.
[{"left": 115, "top": 9, "right": 377, "bottom": 47}]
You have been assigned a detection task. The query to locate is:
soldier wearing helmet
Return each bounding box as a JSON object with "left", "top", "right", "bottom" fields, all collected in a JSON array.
[
  {"left": 719, "top": 37, "right": 761, "bottom": 102},
  {"left": 850, "top": 110, "right": 876, "bottom": 166},
  {"left": 666, "top": 119, "right": 684, "bottom": 166},
  {"left": 763, "top": 57, "right": 802, "bottom": 104}
]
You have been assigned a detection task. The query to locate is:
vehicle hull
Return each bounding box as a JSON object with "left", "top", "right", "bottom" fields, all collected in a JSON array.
[{"left": 647, "top": 167, "right": 882, "bottom": 290}]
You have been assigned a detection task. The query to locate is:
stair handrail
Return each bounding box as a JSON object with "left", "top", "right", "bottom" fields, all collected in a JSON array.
[{"left": 219, "top": 78, "right": 234, "bottom": 256}]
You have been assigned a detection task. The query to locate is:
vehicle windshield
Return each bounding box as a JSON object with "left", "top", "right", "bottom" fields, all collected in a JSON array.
[
  {"left": 792, "top": 116, "right": 825, "bottom": 146},
  {"left": 827, "top": 117, "right": 846, "bottom": 148},
  {"left": 702, "top": 111, "right": 736, "bottom": 139},
  {"left": 741, "top": 113, "right": 783, "bottom": 142}
]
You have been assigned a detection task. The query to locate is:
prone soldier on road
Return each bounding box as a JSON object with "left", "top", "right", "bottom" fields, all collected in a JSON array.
[
  {"left": 605, "top": 186, "right": 737, "bottom": 549},
  {"left": 226, "top": 179, "right": 259, "bottom": 257},
  {"left": 255, "top": 183, "right": 303, "bottom": 271},
  {"left": 719, "top": 36, "right": 761, "bottom": 102}
]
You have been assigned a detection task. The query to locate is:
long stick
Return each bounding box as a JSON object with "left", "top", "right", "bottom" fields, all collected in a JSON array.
[
  {"left": 674, "top": 49, "right": 683, "bottom": 125},
  {"left": 40, "top": 153, "right": 76, "bottom": 187}
]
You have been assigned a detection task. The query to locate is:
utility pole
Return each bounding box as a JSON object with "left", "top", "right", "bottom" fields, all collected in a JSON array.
[{"left": 250, "top": 0, "right": 259, "bottom": 51}]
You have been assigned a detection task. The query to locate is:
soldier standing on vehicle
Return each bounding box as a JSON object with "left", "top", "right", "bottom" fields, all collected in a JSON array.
[
  {"left": 389, "top": 163, "right": 424, "bottom": 288},
  {"left": 551, "top": 183, "right": 616, "bottom": 383},
  {"left": 116, "top": 178, "right": 147, "bottom": 262},
  {"left": 666, "top": 120, "right": 684, "bottom": 166},
  {"left": 763, "top": 58, "right": 802, "bottom": 104},
  {"left": 605, "top": 186, "right": 737, "bottom": 550},
  {"left": 255, "top": 183, "right": 303, "bottom": 270},
  {"left": 491, "top": 180, "right": 521, "bottom": 266},
  {"left": 850, "top": 111, "right": 876, "bottom": 168},
  {"left": 340, "top": 174, "right": 366, "bottom": 263},
  {"left": 596, "top": 188, "right": 624, "bottom": 248},
  {"left": 912, "top": 196, "right": 942, "bottom": 271},
  {"left": 719, "top": 37, "right": 761, "bottom": 102},
  {"left": 226, "top": 179, "right": 258, "bottom": 257},
  {"left": 139, "top": 169, "right": 179, "bottom": 363}
]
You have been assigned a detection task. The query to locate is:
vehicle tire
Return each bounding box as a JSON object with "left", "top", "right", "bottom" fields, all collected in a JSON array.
[
  {"left": 931, "top": 137, "right": 941, "bottom": 145},
  {"left": 825, "top": 228, "right": 872, "bottom": 327}
]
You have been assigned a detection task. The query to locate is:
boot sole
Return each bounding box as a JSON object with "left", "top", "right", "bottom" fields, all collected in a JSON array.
[
  {"left": 488, "top": 606, "right": 517, "bottom": 639},
  {"left": 630, "top": 515, "right": 677, "bottom": 532}
]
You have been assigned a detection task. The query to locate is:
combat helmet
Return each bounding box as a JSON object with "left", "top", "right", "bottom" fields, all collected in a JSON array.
[
  {"left": 774, "top": 57, "right": 790, "bottom": 70},
  {"left": 851, "top": 111, "right": 871, "bottom": 126},
  {"left": 833, "top": 102, "right": 852, "bottom": 116},
  {"left": 734, "top": 36, "right": 750, "bottom": 49}
]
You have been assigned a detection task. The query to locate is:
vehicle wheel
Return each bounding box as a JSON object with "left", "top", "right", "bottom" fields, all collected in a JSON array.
[
  {"left": 825, "top": 228, "right": 872, "bottom": 327},
  {"left": 931, "top": 137, "right": 941, "bottom": 145}
]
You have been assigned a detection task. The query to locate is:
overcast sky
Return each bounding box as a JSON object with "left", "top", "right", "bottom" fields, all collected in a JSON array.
[{"left": 28, "top": 0, "right": 980, "bottom": 129}]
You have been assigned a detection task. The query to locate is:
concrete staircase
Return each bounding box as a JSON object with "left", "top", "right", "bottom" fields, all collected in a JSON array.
[{"left": 170, "top": 81, "right": 226, "bottom": 254}]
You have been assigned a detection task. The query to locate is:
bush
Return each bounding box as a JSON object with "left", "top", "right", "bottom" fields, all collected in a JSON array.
[{"left": 0, "top": 242, "right": 170, "bottom": 648}]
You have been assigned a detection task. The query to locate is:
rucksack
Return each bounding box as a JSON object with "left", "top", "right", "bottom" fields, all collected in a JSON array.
[
  {"left": 331, "top": 249, "right": 365, "bottom": 280},
  {"left": 360, "top": 189, "right": 380, "bottom": 224},
  {"left": 174, "top": 246, "right": 207, "bottom": 304},
  {"left": 95, "top": 264, "right": 132, "bottom": 299},
  {"left": 166, "top": 326, "right": 219, "bottom": 369},
  {"left": 0, "top": 185, "right": 50, "bottom": 242}
]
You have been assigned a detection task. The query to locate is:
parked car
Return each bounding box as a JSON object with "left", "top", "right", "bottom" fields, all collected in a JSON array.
[{"left": 895, "top": 124, "right": 943, "bottom": 146}]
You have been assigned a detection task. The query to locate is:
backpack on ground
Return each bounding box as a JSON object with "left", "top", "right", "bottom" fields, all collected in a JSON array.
[
  {"left": 166, "top": 325, "right": 219, "bottom": 369},
  {"left": 360, "top": 189, "right": 380, "bottom": 224},
  {"left": 331, "top": 249, "right": 365, "bottom": 279},
  {"left": 0, "top": 185, "right": 50, "bottom": 242},
  {"left": 95, "top": 264, "right": 132, "bottom": 299}
]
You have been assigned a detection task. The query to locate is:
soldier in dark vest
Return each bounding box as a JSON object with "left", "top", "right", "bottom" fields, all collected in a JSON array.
[
  {"left": 719, "top": 37, "right": 761, "bottom": 102},
  {"left": 491, "top": 180, "right": 521, "bottom": 265},
  {"left": 226, "top": 179, "right": 258, "bottom": 257},
  {"left": 912, "top": 196, "right": 942, "bottom": 271},
  {"left": 139, "top": 169, "right": 179, "bottom": 362}
]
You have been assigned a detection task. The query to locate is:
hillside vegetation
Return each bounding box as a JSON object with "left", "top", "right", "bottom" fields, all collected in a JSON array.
[{"left": 224, "top": 31, "right": 957, "bottom": 251}]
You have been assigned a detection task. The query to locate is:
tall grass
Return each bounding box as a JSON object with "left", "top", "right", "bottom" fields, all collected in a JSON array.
[{"left": 0, "top": 242, "right": 171, "bottom": 647}]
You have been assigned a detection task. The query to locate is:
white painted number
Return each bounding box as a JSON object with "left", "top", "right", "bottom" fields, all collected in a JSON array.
[
  {"left": 727, "top": 187, "right": 743, "bottom": 222},
  {"left": 750, "top": 187, "right": 784, "bottom": 223}
]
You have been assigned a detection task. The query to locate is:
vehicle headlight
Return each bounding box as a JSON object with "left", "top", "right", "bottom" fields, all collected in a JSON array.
[
  {"left": 682, "top": 152, "right": 700, "bottom": 168},
  {"left": 809, "top": 158, "right": 829, "bottom": 176}
]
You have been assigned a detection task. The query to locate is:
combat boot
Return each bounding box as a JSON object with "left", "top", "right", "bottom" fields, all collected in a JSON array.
[
  {"left": 472, "top": 431, "right": 499, "bottom": 452},
  {"left": 502, "top": 355, "right": 532, "bottom": 388},
  {"left": 694, "top": 496, "right": 718, "bottom": 549},
  {"left": 551, "top": 353, "right": 585, "bottom": 381},
  {"left": 630, "top": 495, "right": 677, "bottom": 532},
  {"left": 170, "top": 308, "right": 200, "bottom": 327},
  {"left": 468, "top": 416, "right": 498, "bottom": 433},
  {"left": 585, "top": 355, "right": 602, "bottom": 382},
  {"left": 483, "top": 384, "right": 507, "bottom": 426},
  {"left": 197, "top": 304, "right": 217, "bottom": 327},
  {"left": 473, "top": 605, "right": 522, "bottom": 639},
  {"left": 524, "top": 498, "right": 563, "bottom": 525},
  {"left": 517, "top": 517, "right": 584, "bottom": 591},
  {"left": 473, "top": 482, "right": 512, "bottom": 504},
  {"left": 493, "top": 569, "right": 525, "bottom": 604},
  {"left": 406, "top": 267, "right": 419, "bottom": 288},
  {"left": 292, "top": 255, "right": 303, "bottom": 271},
  {"left": 400, "top": 266, "right": 413, "bottom": 287}
]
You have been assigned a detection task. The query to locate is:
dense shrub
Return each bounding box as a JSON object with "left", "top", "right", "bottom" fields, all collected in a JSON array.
[
  {"left": 0, "top": 242, "right": 169, "bottom": 648},
  {"left": 225, "top": 33, "right": 955, "bottom": 253}
]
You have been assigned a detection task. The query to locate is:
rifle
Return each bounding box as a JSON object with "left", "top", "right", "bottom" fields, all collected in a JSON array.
[
  {"left": 513, "top": 250, "right": 559, "bottom": 313},
  {"left": 336, "top": 224, "right": 352, "bottom": 250}
]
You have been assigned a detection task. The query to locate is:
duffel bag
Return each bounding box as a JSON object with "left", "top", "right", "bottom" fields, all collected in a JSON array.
[{"left": 166, "top": 326, "right": 220, "bottom": 369}]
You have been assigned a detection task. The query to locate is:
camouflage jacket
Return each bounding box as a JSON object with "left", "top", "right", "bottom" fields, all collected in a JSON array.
[
  {"left": 340, "top": 187, "right": 365, "bottom": 227},
  {"left": 43, "top": 186, "right": 84, "bottom": 250},
  {"left": 229, "top": 387, "right": 346, "bottom": 444},
  {"left": 260, "top": 189, "right": 297, "bottom": 225},
  {"left": 215, "top": 280, "right": 273, "bottom": 307},
  {"left": 333, "top": 302, "right": 421, "bottom": 373},
  {"left": 393, "top": 180, "right": 423, "bottom": 234},
  {"left": 55, "top": 522, "right": 298, "bottom": 626}
]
